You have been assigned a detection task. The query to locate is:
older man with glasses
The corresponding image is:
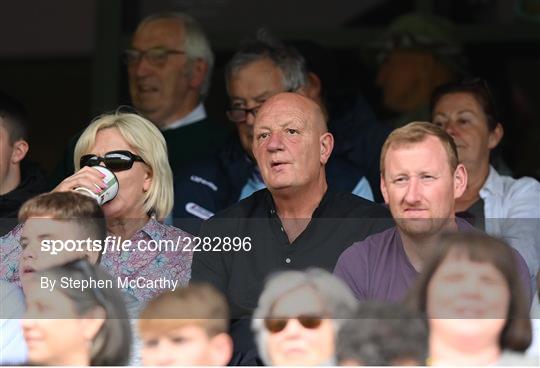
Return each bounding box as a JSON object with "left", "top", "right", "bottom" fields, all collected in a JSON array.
[
  {"left": 173, "top": 30, "right": 376, "bottom": 234},
  {"left": 50, "top": 12, "right": 230, "bottom": 185}
]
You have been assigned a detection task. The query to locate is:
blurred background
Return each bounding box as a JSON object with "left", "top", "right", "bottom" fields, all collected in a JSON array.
[{"left": 1, "top": 0, "right": 539, "bottom": 178}]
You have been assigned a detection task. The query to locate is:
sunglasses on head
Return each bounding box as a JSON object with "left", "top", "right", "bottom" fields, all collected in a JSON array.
[
  {"left": 80, "top": 150, "right": 146, "bottom": 172},
  {"left": 264, "top": 315, "right": 324, "bottom": 333}
]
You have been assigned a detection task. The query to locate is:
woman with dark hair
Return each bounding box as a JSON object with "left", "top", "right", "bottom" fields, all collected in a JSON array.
[
  {"left": 430, "top": 79, "right": 540, "bottom": 284},
  {"left": 22, "top": 259, "right": 131, "bottom": 366},
  {"left": 407, "top": 232, "right": 533, "bottom": 365}
]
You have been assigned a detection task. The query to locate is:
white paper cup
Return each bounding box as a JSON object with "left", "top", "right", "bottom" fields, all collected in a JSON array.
[{"left": 74, "top": 166, "right": 119, "bottom": 205}]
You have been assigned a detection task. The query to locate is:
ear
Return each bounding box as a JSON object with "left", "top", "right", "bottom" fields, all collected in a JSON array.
[
  {"left": 453, "top": 163, "right": 468, "bottom": 199},
  {"left": 188, "top": 58, "right": 208, "bottom": 90},
  {"left": 304, "top": 72, "right": 322, "bottom": 102},
  {"left": 319, "top": 132, "right": 334, "bottom": 164},
  {"left": 11, "top": 139, "right": 29, "bottom": 164},
  {"left": 142, "top": 167, "right": 153, "bottom": 192},
  {"left": 209, "top": 333, "right": 233, "bottom": 366},
  {"left": 81, "top": 307, "right": 105, "bottom": 341},
  {"left": 380, "top": 173, "right": 389, "bottom": 204},
  {"left": 487, "top": 123, "right": 503, "bottom": 150}
]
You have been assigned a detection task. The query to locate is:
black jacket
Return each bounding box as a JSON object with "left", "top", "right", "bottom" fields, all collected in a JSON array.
[{"left": 173, "top": 137, "right": 370, "bottom": 235}]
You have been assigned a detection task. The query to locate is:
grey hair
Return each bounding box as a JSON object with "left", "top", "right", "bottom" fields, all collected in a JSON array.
[
  {"left": 137, "top": 12, "right": 214, "bottom": 99},
  {"left": 225, "top": 28, "right": 307, "bottom": 93},
  {"left": 336, "top": 302, "right": 428, "bottom": 365},
  {"left": 251, "top": 268, "right": 357, "bottom": 365}
]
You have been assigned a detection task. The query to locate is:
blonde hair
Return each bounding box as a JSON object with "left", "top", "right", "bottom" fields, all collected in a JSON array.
[
  {"left": 139, "top": 283, "right": 229, "bottom": 337},
  {"left": 380, "top": 121, "right": 458, "bottom": 176},
  {"left": 74, "top": 112, "right": 173, "bottom": 218}
]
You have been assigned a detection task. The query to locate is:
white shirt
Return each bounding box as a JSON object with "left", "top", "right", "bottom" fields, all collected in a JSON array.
[
  {"left": 161, "top": 103, "right": 206, "bottom": 131},
  {"left": 0, "top": 281, "right": 27, "bottom": 365},
  {"left": 480, "top": 166, "right": 540, "bottom": 282}
]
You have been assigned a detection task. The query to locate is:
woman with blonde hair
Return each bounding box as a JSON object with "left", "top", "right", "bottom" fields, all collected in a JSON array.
[{"left": 1, "top": 112, "right": 192, "bottom": 302}]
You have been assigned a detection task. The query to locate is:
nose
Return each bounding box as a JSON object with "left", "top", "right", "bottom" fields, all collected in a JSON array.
[
  {"left": 404, "top": 177, "right": 421, "bottom": 204},
  {"left": 245, "top": 110, "right": 257, "bottom": 126},
  {"left": 281, "top": 319, "right": 304, "bottom": 337},
  {"left": 154, "top": 343, "right": 175, "bottom": 365},
  {"left": 21, "top": 318, "right": 36, "bottom": 331},
  {"left": 22, "top": 245, "right": 37, "bottom": 261},
  {"left": 442, "top": 121, "right": 458, "bottom": 139},
  {"left": 266, "top": 132, "right": 284, "bottom": 152},
  {"left": 131, "top": 56, "right": 154, "bottom": 78}
]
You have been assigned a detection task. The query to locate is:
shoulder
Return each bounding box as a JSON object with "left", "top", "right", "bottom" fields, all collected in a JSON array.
[
  {"left": 175, "top": 157, "right": 224, "bottom": 191},
  {"left": 210, "top": 189, "right": 269, "bottom": 219},
  {"left": 324, "top": 191, "right": 391, "bottom": 218},
  {"left": 339, "top": 226, "right": 397, "bottom": 260},
  {"left": 144, "top": 219, "right": 194, "bottom": 239}
]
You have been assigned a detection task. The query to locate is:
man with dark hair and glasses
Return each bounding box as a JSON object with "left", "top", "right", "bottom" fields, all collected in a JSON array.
[
  {"left": 173, "top": 30, "right": 377, "bottom": 234},
  {"left": 50, "top": 12, "right": 231, "bottom": 184}
]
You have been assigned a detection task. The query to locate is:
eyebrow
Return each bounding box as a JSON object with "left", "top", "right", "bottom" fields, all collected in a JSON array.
[
  {"left": 231, "top": 91, "right": 274, "bottom": 103},
  {"left": 255, "top": 120, "right": 299, "bottom": 132}
]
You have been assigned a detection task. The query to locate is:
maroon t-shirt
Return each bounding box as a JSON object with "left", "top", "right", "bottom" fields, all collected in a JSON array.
[{"left": 334, "top": 218, "right": 532, "bottom": 302}]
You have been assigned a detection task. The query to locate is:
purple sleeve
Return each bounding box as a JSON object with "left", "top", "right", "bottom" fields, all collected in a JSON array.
[
  {"left": 334, "top": 242, "right": 369, "bottom": 301},
  {"left": 512, "top": 248, "right": 533, "bottom": 304}
]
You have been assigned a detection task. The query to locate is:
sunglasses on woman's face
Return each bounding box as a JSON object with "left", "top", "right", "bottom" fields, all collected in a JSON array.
[
  {"left": 80, "top": 150, "right": 146, "bottom": 172},
  {"left": 264, "top": 315, "right": 324, "bottom": 333}
]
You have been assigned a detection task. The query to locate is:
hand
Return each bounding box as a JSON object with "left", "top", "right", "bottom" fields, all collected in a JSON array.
[{"left": 52, "top": 166, "right": 108, "bottom": 194}]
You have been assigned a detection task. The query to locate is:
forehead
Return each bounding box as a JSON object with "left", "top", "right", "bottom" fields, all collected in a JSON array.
[
  {"left": 89, "top": 128, "right": 134, "bottom": 154},
  {"left": 435, "top": 92, "right": 482, "bottom": 113},
  {"left": 436, "top": 251, "right": 505, "bottom": 280},
  {"left": 23, "top": 217, "right": 82, "bottom": 240},
  {"left": 228, "top": 58, "right": 285, "bottom": 98},
  {"left": 384, "top": 135, "right": 451, "bottom": 174},
  {"left": 255, "top": 100, "right": 308, "bottom": 129},
  {"left": 132, "top": 19, "right": 185, "bottom": 49},
  {"left": 271, "top": 286, "right": 325, "bottom": 316}
]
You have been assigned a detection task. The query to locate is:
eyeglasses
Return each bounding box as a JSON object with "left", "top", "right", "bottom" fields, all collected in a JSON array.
[
  {"left": 123, "top": 47, "right": 186, "bottom": 67},
  {"left": 264, "top": 315, "right": 324, "bottom": 333},
  {"left": 80, "top": 150, "right": 146, "bottom": 172},
  {"left": 226, "top": 106, "right": 262, "bottom": 123},
  {"left": 226, "top": 89, "right": 297, "bottom": 123}
]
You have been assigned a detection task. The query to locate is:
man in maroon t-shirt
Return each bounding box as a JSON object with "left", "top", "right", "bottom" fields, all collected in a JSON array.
[{"left": 334, "top": 122, "right": 531, "bottom": 302}]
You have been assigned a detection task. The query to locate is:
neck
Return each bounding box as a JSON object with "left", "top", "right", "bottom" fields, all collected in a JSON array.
[
  {"left": 429, "top": 332, "right": 501, "bottom": 366},
  {"left": 0, "top": 165, "right": 21, "bottom": 195},
  {"left": 107, "top": 216, "right": 149, "bottom": 239},
  {"left": 50, "top": 351, "right": 91, "bottom": 366},
  {"left": 155, "top": 94, "right": 200, "bottom": 129},
  {"left": 271, "top": 178, "right": 327, "bottom": 243},
  {"left": 456, "top": 161, "right": 490, "bottom": 212},
  {"left": 399, "top": 218, "right": 457, "bottom": 272}
]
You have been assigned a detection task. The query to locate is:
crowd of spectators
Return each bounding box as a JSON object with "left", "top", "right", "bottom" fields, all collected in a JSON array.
[{"left": 1, "top": 10, "right": 539, "bottom": 367}]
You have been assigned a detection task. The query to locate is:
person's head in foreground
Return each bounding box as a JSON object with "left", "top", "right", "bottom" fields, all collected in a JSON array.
[
  {"left": 54, "top": 112, "right": 173, "bottom": 226},
  {"left": 22, "top": 259, "right": 131, "bottom": 366},
  {"left": 18, "top": 191, "right": 106, "bottom": 289},
  {"left": 252, "top": 268, "right": 357, "bottom": 366},
  {"left": 380, "top": 121, "right": 467, "bottom": 238},
  {"left": 337, "top": 301, "right": 428, "bottom": 366},
  {"left": 252, "top": 92, "right": 333, "bottom": 197},
  {"left": 138, "top": 283, "right": 233, "bottom": 366},
  {"left": 406, "top": 232, "right": 532, "bottom": 365}
]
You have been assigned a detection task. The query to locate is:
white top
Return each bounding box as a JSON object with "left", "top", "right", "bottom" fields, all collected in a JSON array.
[
  {"left": 480, "top": 166, "right": 540, "bottom": 282},
  {"left": 161, "top": 103, "right": 207, "bottom": 131},
  {"left": 0, "top": 281, "right": 27, "bottom": 365}
]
